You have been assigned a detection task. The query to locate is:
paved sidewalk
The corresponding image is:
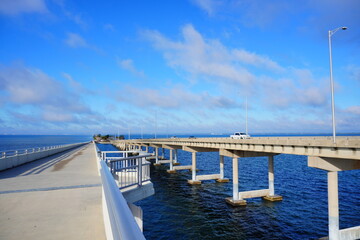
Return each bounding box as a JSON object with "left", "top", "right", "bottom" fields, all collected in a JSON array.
[{"left": 0, "top": 143, "right": 106, "bottom": 240}]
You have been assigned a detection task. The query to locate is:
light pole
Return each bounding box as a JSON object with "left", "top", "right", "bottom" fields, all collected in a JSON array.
[
  {"left": 328, "top": 26, "right": 347, "bottom": 144},
  {"left": 245, "top": 96, "right": 248, "bottom": 136}
]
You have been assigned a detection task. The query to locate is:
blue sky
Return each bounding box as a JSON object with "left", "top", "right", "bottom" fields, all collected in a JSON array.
[{"left": 0, "top": 0, "right": 359, "bottom": 135}]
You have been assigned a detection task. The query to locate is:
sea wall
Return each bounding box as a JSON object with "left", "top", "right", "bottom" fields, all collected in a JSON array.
[{"left": 0, "top": 142, "right": 89, "bottom": 171}]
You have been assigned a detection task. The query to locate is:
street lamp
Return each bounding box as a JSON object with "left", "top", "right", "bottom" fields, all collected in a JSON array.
[{"left": 328, "top": 26, "right": 347, "bottom": 144}]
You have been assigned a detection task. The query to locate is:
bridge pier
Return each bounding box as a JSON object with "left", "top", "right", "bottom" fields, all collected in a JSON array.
[
  {"left": 308, "top": 156, "right": 360, "bottom": 239},
  {"left": 216, "top": 154, "right": 229, "bottom": 183},
  {"left": 174, "top": 149, "right": 180, "bottom": 165},
  {"left": 225, "top": 156, "right": 246, "bottom": 206},
  {"left": 188, "top": 152, "right": 201, "bottom": 184},
  {"left": 154, "top": 147, "right": 160, "bottom": 166},
  {"left": 167, "top": 150, "right": 176, "bottom": 173},
  {"left": 328, "top": 171, "right": 340, "bottom": 240},
  {"left": 185, "top": 147, "right": 224, "bottom": 184},
  {"left": 263, "top": 156, "right": 282, "bottom": 201},
  {"left": 221, "top": 149, "right": 281, "bottom": 206}
]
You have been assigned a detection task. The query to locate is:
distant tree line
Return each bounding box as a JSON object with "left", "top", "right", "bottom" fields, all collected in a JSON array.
[{"left": 93, "top": 134, "right": 125, "bottom": 141}]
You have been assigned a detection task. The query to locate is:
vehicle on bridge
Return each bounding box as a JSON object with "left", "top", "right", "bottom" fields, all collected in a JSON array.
[{"left": 230, "top": 132, "right": 250, "bottom": 139}]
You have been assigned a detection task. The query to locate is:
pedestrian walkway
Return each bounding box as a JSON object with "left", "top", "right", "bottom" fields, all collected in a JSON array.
[{"left": 0, "top": 143, "right": 106, "bottom": 240}]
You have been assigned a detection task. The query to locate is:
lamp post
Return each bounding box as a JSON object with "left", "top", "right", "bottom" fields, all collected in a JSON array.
[{"left": 328, "top": 26, "right": 347, "bottom": 144}]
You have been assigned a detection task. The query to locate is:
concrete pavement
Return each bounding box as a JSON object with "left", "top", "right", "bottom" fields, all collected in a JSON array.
[{"left": 0, "top": 143, "right": 106, "bottom": 240}]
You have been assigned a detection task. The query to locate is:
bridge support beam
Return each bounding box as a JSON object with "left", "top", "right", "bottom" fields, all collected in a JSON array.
[
  {"left": 328, "top": 171, "right": 340, "bottom": 240},
  {"left": 154, "top": 148, "right": 160, "bottom": 166},
  {"left": 309, "top": 156, "right": 360, "bottom": 240},
  {"left": 174, "top": 149, "right": 178, "bottom": 165},
  {"left": 263, "top": 156, "right": 282, "bottom": 201},
  {"left": 167, "top": 150, "right": 176, "bottom": 173},
  {"left": 216, "top": 155, "right": 229, "bottom": 183},
  {"left": 221, "top": 149, "right": 280, "bottom": 206},
  {"left": 225, "top": 157, "right": 246, "bottom": 206},
  {"left": 188, "top": 152, "right": 201, "bottom": 184}
]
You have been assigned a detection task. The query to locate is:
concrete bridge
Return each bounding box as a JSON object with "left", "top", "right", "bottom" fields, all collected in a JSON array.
[{"left": 113, "top": 136, "right": 360, "bottom": 240}]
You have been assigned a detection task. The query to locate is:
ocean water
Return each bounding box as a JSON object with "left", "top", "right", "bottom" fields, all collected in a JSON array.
[
  {"left": 99, "top": 134, "right": 360, "bottom": 240},
  {"left": 3, "top": 135, "right": 359, "bottom": 239},
  {"left": 0, "top": 135, "right": 92, "bottom": 152}
]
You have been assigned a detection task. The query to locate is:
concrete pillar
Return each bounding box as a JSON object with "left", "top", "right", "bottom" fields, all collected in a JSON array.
[
  {"left": 328, "top": 171, "right": 340, "bottom": 240},
  {"left": 145, "top": 146, "right": 148, "bottom": 153},
  {"left": 269, "top": 156, "right": 275, "bottom": 196},
  {"left": 225, "top": 157, "right": 246, "bottom": 206},
  {"left": 162, "top": 148, "right": 165, "bottom": 159},
  {"left": 167, "top": 150, "right": 175, "bottom": 173},
  {"left": 233, "top": 157, "right": 239, "bottom": 201},
  {"left": 220, "top": 155, "right": 224, "bottom": 179},
  {"left": 263, "top": 156, "right": 282, "bottom": 202},
  {"left": 154, "top": 148, "right": 160, "bottom": 166},
  {"left": 173, "top": 149, "right": 180, "bottom": 166},
  {"left": 192, "top": 152, "right": 196, "bottom": 181},
  {"left": 174, "top": 149, "right": 178, "bottom": 163},
  {"left": 188, "top": 152, "right": 201, "bottom": 184},
  {"left": 217, "top": 155, "right": 229, "bottom": 183}
]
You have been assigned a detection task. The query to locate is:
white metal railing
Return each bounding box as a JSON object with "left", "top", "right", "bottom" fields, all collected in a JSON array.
[
  {"left": 95, "top": 145, "right": 146, "bottom": 239},
  {"left": 0, "top": 142, "right": 89, "bottom": 159},
  {"left": 99, "top": 151, "right": 152, "bottom": 189},
  {"left": 99, "top": 160, "right": 145, "bottom": 240},
  {"left": 107, "top": 155, "right": 152, "bottom": 189}
]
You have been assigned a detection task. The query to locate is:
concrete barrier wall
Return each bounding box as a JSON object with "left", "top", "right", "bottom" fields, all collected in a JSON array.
[{"left": 0, "top": 142, "right": 89, "bottom": 171}]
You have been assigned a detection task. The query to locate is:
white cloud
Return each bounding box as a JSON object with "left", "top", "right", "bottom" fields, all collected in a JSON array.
[
  {"left": 64, "top": 33, "right": 89, "bottom": 48},
  {"left": 259, "top": 68, "right": 329, "bottom": 109},
  {"left": 347, "top": 65, "right": 360, "bottom": 82},
  {"left": 191, "top": 0, "right": 220, "bottom": 16},
  {"left": 345, "top": 106, "right": 360, "bottom": 115},
  {"left": 143, "top": 24, "right": 263, "bottom": 86},
  {"left": 0, "top": 0, "right": 48, "bottom": 16},
  {"left": 0, "top": 64, "right": 92, "bottom": 123},
  {"left": 117, "top": 58, "right": 145, "bottom": 77},
  {"left": 104, "top": 23, "right": 115, "bottom": 32},
  {"left": 232, "top": 49, "right": 284, "bottom": 72},
  {"left": 117, "top": 85, "right": 241, "bottom": 110}
]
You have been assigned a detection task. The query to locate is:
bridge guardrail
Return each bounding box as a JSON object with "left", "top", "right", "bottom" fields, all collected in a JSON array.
[
  {"left": 107, "top": 155, "right": 152, "bottom": 189},
  {"left": 0, "top": 142, "right": 89, "bottom": 159},
  {"left": 95, "top": 145, "right": 146, "bottom": 240},
  {"left": 0, "top": 142, "right": 89, "bottom": 171}
]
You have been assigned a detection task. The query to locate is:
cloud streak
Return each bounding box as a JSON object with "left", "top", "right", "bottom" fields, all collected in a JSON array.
[
  {"left": 0, "top": 64, "right": 92, "bottom": 124},
  {"left": 142, "top": 24, "right": 285, "bottom": 87},
  {"left": 0, "top": 0, "right": 48, "bottom": 16},
  {"left": 117, "top": 85, "right": 241, "bottom": 110},
  {"left": 117, "top": 58, "right": 145, "bottom": 77}
]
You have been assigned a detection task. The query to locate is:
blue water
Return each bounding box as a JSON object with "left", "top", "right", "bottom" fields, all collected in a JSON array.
[
  {"left": 0, "top": 135, "right": 92, "bottom": 151},
  {"left": 3, "top": 135, "right": 360, "bottom": 239}
]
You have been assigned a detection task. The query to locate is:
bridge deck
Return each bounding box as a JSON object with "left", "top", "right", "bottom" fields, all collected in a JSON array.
[
  {"left": 0, "top": 143, "right": 106, "bottom": 240},
  {"left": 120, "top": 136, "right": 360, "bottom": 160}
]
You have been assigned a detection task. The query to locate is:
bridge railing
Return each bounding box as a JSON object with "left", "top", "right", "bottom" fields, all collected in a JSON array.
[
  {"left": 100, "top": 151, "right": 152, "bottom": 189},
  {"left": 95, "top": 145, "right": 146, "bottom": 239},
  {"left": 0, "top": 142, "right": 89, "bottom": 159}
]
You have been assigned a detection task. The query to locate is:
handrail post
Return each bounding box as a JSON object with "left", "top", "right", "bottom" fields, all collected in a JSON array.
[{"left": 138, "top": 157, "right": 143, "bottom": 186}]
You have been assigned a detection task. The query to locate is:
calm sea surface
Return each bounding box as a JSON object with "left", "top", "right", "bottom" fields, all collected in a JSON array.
[
  {"left": 0, "top": 135, "right": 92, "bottom": 152},
  {"left": 2, "top": 134, "right": 359, "bottom": 239}
]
